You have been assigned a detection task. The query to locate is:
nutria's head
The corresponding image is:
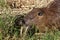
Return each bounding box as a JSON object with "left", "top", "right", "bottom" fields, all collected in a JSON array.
[
  {"left": 23, "top": 0, "right": 60, "bottom": 32},
  {"left": 14, "top": 0, "right": 60, "bottom": 32},
  {"left": 24, "top": 8, "right": 45, "bottom": 25}
]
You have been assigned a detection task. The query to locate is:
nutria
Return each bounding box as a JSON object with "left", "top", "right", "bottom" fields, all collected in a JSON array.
[
  {"left": 14, "top": 0, "right": 60, "bottom": 33},
  {"left": 24, "top": 0, "right": 60, "bottom": 32}
]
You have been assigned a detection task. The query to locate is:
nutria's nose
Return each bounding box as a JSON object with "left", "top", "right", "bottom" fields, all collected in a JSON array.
[
  {"left": 14, "top": 15, "right": 26, "bottom": 27},
  {"left": 23, "top": 18, "right": 30, "bottom": 26}
]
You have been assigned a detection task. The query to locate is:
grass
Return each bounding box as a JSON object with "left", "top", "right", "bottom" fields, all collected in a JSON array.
[
  {"left": 0, "top": 0, "right": 60, "bottom": 40},
  {"left": 0, "top": 8, "right": 60, "bottom": 40}
]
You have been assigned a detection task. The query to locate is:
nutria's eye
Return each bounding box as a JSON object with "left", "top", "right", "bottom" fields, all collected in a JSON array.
[{"left": 38, "top": 12, "right": 43, "bottom": 16}]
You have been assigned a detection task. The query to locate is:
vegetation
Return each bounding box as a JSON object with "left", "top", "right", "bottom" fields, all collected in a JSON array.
[{"left": 0, "top": 0, "right": 60, "bottom": 40}]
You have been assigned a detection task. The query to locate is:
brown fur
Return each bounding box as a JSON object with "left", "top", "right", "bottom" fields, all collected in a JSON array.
[{"left": 24, "top": 0, "right": 60, "bottom": 32}]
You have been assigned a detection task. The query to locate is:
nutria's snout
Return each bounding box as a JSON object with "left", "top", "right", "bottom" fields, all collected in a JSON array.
[
  {"left": 14, "top": 14, "right": 32, "bottom": 27},
  {"left": 14, "top": 15, "right": 38, "bottom": 37},
  {"left": 14, "top": 15, "right": 26, "bottom": 27}
]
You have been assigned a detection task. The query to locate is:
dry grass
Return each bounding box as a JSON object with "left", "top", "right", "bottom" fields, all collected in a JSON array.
[{"left": 0, "top": 0, "right": 60, "bottom": 40}]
